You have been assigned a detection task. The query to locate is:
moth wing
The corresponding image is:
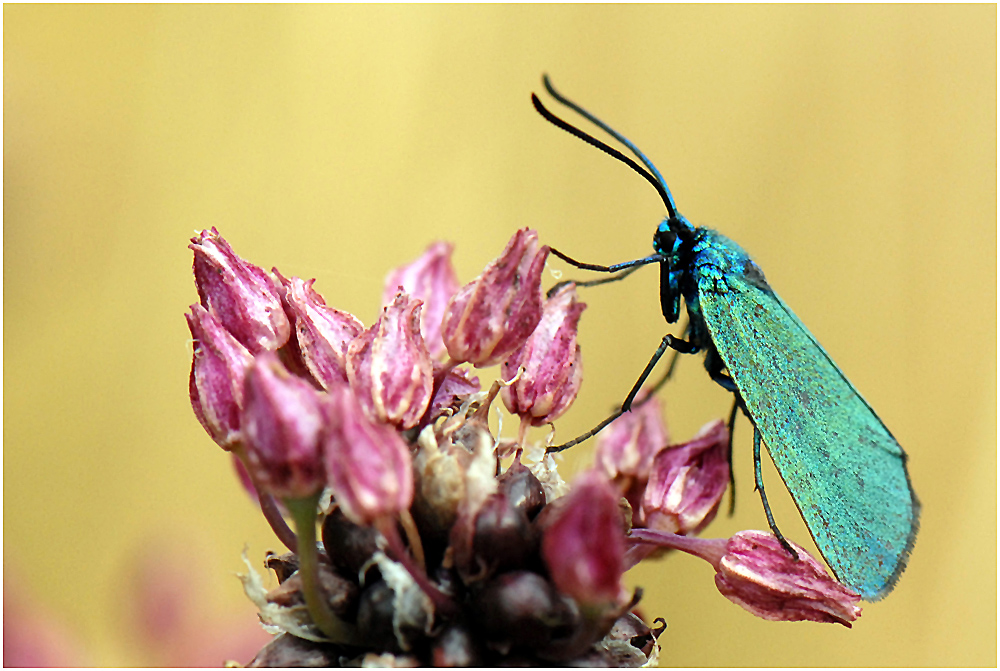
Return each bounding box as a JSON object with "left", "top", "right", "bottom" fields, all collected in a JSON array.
[{"left": 699, "top": 275, "right": 919, "bottom": 600}]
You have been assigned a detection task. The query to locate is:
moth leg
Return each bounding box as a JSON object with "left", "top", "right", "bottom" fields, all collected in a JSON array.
[
  {"left": 704, "top": 347, "right": 737, "bottom": 393},
  {"left": 622, "top": 333, "right": 697, "bottom": 411},
  {"left": 546, "top": 265, "right": 641, "bottom": 298},
  {"left": 639, "top": 318, "right": 691, "bottom": 400},
  {"left": 547, "top": 325, "right": 693, "bottom": 454},
  {"left": 547, "top": 408, "right": 623, "bottom": 453},
  {"left": 549, "top": 248, "right": 664, "bottom": 273},
  {"left": 704, "top": 348, "right": 745, "bottom": 514},
  {"left": 726, "top": 398, "right": 739, "bottom": 515},
  {"left": 754, "top": 426, "right": 800, "bottom": 560}
]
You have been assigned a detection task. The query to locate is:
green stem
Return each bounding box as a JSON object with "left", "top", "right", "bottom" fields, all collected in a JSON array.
[{"left": 285, "top": 494, "right": 357, "bottom": 644}]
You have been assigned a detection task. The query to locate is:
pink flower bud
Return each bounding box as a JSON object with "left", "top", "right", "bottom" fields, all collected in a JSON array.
[
  {"left": 595, "top": 391, "right": 669, "bottom": 483},
  {"left": 323, "top": 382, "right": 414, "bottom": 526},
  {"left": 190, "top": 228, "right": 290, "bottom": 354},
  {"left": 627, "top": 528, "right": 862, "bottom": 626},
  {"left": 278, "top": 275, "right": 364, "bottom": 389},
  {"left": 240, "top": 352, "right": 325, "bottom": 499},
  {"left": 540, "top": 470, "right": 627, "bottom": 608},
  {"left": 715, "top": 531, "right": 862, "bottom": 626},
  {"left": 500, "top": 284, "right": 586, "bottom": 426},
  {"left": 186, "top": 304, "right": 254, "bottom": 449},
  {"left": 382, "top": 241, "right": 459, "bottom": 359},
  {"left": 441, "top": 229, "right": 549, "bottom": 367},
  {"left": 640, "top": 419, "right": 729, "bottom": 536},
  {"left": 346, "top": 292, "right": 434, "bottom": 429}
]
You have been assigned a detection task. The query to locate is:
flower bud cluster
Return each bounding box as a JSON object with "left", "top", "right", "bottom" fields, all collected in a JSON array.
[
  {"left": 188, "top": 229, "right": 658, "bottom": 665},
  {"left": 185, "top": 228, "right": 865, "bottom": 667}
]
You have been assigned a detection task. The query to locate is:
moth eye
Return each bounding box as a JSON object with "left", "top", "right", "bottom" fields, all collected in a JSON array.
[{"left": 654, "top": 228, "right": 676, "bottom": 255}]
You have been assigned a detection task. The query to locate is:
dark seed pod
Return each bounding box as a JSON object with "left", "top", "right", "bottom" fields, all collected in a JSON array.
[
  {"left": 471, "top": 570, "right": 579, "bottom": 651},
  {"left": 322, "top": 507, "right": 380, "bottom": 580},
  {"left": 498, "top": 459, "right": 546, "bottom": 520},
  {"left": 472, "top": 492, "right": 536, "bottom": 576},
  {"left": 355, "top": 580, "right": 399, "bottom": 653},
  {"left": 246, "top": 632, "right": 345, "bottom": 667}
]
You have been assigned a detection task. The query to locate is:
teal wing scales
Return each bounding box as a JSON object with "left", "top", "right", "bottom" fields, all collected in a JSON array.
[{"left": 699, "top": 276, "right": 919, "bottom": 600}]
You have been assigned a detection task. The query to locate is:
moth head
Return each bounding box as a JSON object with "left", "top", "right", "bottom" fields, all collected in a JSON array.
[{"left": 654, "top": 215, "right": 694, "bottom": 256}]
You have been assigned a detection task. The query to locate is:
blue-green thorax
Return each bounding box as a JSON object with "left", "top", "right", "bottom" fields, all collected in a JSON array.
[{"left": 653, "top": 214, "right": 770, "bottom": 350}]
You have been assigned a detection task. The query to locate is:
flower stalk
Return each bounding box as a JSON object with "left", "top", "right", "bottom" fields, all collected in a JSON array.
[
  {"left": 284, "top": 495, "right": 357, "bottom": 643},
  {"left": 258, "top": 491, "right": 298, "bottom": 554}
]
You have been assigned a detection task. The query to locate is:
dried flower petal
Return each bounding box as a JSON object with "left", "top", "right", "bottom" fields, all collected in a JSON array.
[
  {"left": 500, "top": 284, "right": 586, "bottom": 426},
  {"left": 441, "top": 228, "right": 549, "bottom": 367},
  {"left": 383, "top": 241, "right": 460, "bottom": 359},
  {"left": 323, "top": 382, "right": 414, "bottom": 526},
  {"left": 241, "top": 352, "right": 325, "bottom": 499},
  {"left": 238, "top": 548, "right": 328, "bottom": 643},
  {"left": 347, "top": 292, "right": 434, "bottom": 429},
  {"left": 426, "top": 364, "right": 481, "bottom": 422},
  {"left": 370, "top": 552, "right": 435, "bottom": 650},
  {"left": 640, "top": 419, "right": 730, "bottom": 535},
  {"left": 540, "top": 471, "right": 627, "bottom": 608},
  {"left": 413, "top": 419, "right": 496, "bottom": 536},
  {"left": 278, "top": 275, "right": 364, "bottom": 389},
  {"left": 186, "top": 304, "right": 254, "bottom": 449},
  {"left": 190, "top": 228, "right": 290, "bottom": 353},
  {"left": 521, "top": 443, "right": 570, "bottom": 502}
]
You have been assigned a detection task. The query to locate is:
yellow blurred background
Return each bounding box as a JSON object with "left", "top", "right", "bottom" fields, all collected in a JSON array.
[{"left": 4, "top": 5, "right": 995, "bottom": 667}]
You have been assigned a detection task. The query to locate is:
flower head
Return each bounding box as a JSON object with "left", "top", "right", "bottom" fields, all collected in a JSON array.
[
  {"left": 540, "top": 470, "right": 628, "bottom": 608},
  {"left": 277, "top": 274, "right": 364, "bottom": 389},
  {"left": 240, "top": 352, "right": 325, "bottom": 499},
  {"left": 441, "top": 228, "right": 549, "bottom": 367},
  {"left": 190, "top": 228, "right": 290, "bottom": 353},
  {"left": 640, "top": 419, "right": 730, "bottom": 535},
  {"left": 182, "top": 229, "right": 673, "bottom": 666},
  {"left": 500, "top": 284, "right": 586, "bottom": 426},
  {"left": 186, "top": 304, "right": 254, "bottom": 449},
  {"left": 323, "top": 382, "right": 414, "bottom": 526},
  {"left": 383, "top": 241, "right": 459, "bottom": 359},
  {"left": 346, "top": 291, "right": 434, "bottom": 429}
]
